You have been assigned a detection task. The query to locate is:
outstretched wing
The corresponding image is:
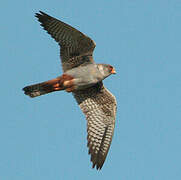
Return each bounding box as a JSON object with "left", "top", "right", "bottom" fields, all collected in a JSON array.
[
  {"left": 73, "top": 82, "right": 117, "bottom": 170},
  {"left": 35, "top": 11, "right": 96, "bottom": 72}
]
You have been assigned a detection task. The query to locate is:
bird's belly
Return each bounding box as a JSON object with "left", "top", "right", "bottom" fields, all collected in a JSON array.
[
  {"left": 73, "top": 76, "right": 100, "bottom": 90},
  {"left": 66, "top": 65, "right": 102, "bottom": 91}
]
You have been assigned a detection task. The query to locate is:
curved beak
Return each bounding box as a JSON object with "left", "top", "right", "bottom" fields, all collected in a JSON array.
[{"left": 111, "top": 68, "right": 116, "bottom": 74}]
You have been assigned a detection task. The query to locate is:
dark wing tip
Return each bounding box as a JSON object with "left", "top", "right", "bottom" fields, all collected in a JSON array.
[
  {"left": 35, "top": 11, "right": 42, "bottom": 19},
  {"left": 92, "top": 156, "right": 105, "bottom": 170},
  {"left": 88, "top": 144, "right": 105, "bottom": 170},
  {"left": 92, "top": 163, "right": 103, "bottom": 170},
  {"left": 34, "top": 11, "right": 58, "bottom": 42},
  {"left": 35, "top": 11, "right": 47, "bottom": 18},
  {"left": 35, "top": 11, "right": 51, "bottom": 23}
]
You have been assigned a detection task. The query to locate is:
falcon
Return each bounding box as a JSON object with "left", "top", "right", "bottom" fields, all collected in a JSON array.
[{"left": 23, "top": 11, "right": 117, "bottom": 170}]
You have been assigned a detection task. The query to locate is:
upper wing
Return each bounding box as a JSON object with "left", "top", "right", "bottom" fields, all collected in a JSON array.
[
  {"left": 35, "top": 11, "right": 96, "bottom": 72},
  {"left": 73, "top": 82, "right": 117, "bottom": 170}
]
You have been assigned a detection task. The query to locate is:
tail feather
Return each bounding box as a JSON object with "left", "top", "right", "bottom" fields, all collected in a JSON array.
[{"left": 23, "top": 77, "right": 64, "bottom": 98}]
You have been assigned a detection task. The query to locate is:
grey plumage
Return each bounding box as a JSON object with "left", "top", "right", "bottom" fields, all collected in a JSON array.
[{"left": 23, "top": 11, "right": 117, "bottom": 170}]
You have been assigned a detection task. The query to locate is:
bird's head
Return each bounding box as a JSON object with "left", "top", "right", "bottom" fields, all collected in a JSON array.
[{"left": 97, "top": 64, "right": 116, "bottom": 78}]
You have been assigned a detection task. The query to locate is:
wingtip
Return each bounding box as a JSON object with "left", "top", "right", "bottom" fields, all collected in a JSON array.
[
  {"left": 35, "top": 11, "right": 44, "bottom": 18},
  {"left": 35, "top": 11, "right": 50, "bottom": 17},
  {"left": 92, "top": 163, "right": 102, "bottom": 170}
]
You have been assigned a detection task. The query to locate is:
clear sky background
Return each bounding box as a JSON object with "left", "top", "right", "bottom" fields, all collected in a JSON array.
[{"left": 1, "top": 0, "right": 181, "bottom": 179}]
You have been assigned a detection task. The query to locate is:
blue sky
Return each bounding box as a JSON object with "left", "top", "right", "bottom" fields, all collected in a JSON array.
[{"left": 1, "top": 0, "right": 181, "bottom": 179}]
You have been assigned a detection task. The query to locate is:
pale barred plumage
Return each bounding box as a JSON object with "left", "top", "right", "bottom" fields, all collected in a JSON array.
[
  {"left": 23, "top": 11, "right": 117, "bottom": 170},
  {"left": 73, "top": 82, "right": 116, "bottom": 169}
]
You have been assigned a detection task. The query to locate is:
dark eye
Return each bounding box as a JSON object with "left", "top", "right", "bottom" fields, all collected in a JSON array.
[{"left": 108, "top": 65, "right": 113, "bottom": 71}]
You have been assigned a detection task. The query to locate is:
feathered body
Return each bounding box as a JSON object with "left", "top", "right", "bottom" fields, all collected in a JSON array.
[
  {"left": 23, "top": 11, "right": 117, "bottom": 170},
  {"left": 23, "top": 63, "right": 115, "bottom": 97}
]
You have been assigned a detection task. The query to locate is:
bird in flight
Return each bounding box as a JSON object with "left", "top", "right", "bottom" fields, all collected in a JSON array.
[{"left": 23, "top": 11, "right": 117, "bottom": 170}]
